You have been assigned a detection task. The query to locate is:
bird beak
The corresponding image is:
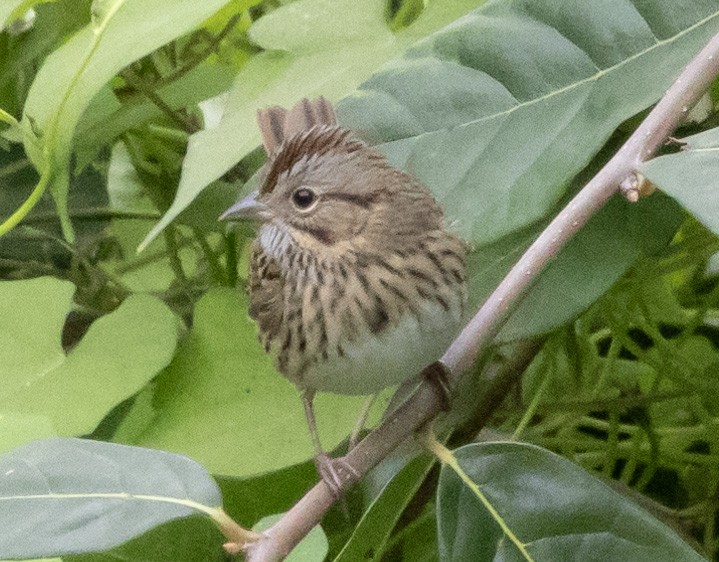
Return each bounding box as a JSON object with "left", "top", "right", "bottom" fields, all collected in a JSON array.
[{"left": 219, "top": 191, "right": 271, "bottom": 222}]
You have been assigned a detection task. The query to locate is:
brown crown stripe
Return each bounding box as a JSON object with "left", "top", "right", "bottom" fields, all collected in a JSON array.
[{"left": 261, "top": 127, "right": 364, "bottom": 195}]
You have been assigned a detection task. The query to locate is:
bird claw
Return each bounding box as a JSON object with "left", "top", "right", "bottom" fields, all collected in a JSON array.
[
  {"left": 314, "top": 452, "right": 359, "bottom": 498},
  {"left": 421, "top": 361, "right": 453, "bottom": 411}
]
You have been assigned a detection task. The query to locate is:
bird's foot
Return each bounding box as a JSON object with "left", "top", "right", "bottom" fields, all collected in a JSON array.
[
  {"left": 421, "top": 360, "right": 453, "bottom": 411},
  {"left": 314, "top": 452, "right": 360, "bottom": 498}
]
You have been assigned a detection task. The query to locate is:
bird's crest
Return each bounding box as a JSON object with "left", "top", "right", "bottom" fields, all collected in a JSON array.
[{"left": 257, "top": 97, "right": 365, "bottom": 195}]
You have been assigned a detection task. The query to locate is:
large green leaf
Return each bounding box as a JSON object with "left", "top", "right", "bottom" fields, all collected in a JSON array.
[
  {"left": 463, "top": 192, "right": 684, "bottom": 341},
  {"left": 333, "top": 0, "right": 718, "bottom": 338},
  {"left": 0, "top": 277, "right": 179, "bottom": 451},
  {"left": 15, "top": 0, "right": 232, "bottom": 239},
  {"left": 218, "top": 460, "right": 318, "bottom": 527},
  {"left": 133, "top": 288, "right": 389, "bottom": 476},
  {"left": 0, "top": 276, "right": 74, "bottom": 383},
  {"left": 339, "top": 0, "right": 719, "bottom": 246},
  {"left": 0, "top": 438, "right": 223, "bottom": 559},
  {"left": 67, "top": 516, "right": 226, "bottom": 562},
  {"left": 140, "top": 0, "right": 482, "bottom": 249},
  {"left": 74, "top": 60, "right": 237, "bottom": 170},
  {"left": 497, "top": 193, "right": 683, "bottom": 340},
  {"left": 641, "top": 127, "right": 719, "bottom": 235},
  {"left": 437, "top": 442, "right": 703, "bottom": 561}
]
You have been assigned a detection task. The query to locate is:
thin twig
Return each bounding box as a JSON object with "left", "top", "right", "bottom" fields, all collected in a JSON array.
[
  {"left": 192, "top": 227, "right": 225, "bottom": 282},
  {"left": 157, "top": 14, "right": 242, "bottom": 88},
  {"left": 163, "top": 226, "right": 188, "bottom": 284},
  {"left": 242, "top": 30, "right": 719, "bottom": 561},
  {"left": 121, "top": 69, "right": 198, "bottom": 133}
]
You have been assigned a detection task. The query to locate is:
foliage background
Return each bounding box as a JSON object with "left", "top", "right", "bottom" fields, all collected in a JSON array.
[{"left": 2, "top": 0, "right": 719, "bottom": 560}]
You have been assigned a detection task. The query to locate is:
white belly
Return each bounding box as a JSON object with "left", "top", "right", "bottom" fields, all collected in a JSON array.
[{"left": 301, "top": 299, "right": 462, "bottom": 395}]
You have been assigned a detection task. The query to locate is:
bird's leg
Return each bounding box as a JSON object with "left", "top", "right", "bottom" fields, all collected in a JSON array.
[
  {"left": 348, "top": 393, "right": 378, "bottom": 451},
  {"left": 301, "top": 390, "right": 359, "bottom": 497}
]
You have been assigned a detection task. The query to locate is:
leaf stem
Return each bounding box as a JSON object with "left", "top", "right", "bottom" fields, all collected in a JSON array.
[
  {"left": 207, "top": 507, "right": 262, "bottom": 551},
  {"left": 512, "top": 365, "right": 550, "bottom": 441}
]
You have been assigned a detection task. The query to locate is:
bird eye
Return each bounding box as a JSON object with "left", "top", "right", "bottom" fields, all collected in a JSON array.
[{"left": 291, "top": 188, "right": 317, "bottom": 210}]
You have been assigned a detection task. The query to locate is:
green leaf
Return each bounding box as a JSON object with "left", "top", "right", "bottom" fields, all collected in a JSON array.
[
  {"left": 641, "top": 127, "right": 719, "bottom": 235},
  {"left": 140, "top": 0, "right": 481, "bottom": 250},
  {"left": 464, "top": 192, "right": 684, "bottom": 341},
  {"left": 0, "top": 276, "right": 74, "bottom": 383},
  {"left": 74, "top": 60, "right": 237, "bottom": 170},
  {"left": 0, "top": 438, "right": 223, "bottom": 559},
  {"left": 339, "top": 0, "right": 719, "bottom": 246},
  {"left": 0, "top": 277, "right": 179, "bottom": 449},
  {"left": 0, "top": 413, "right": 56, "bottom": 454},
  {"left": 17, "top": 0, "right": 233, "bottom": 239},
  {"left": 498, "top": 193, "right": 683, "bottom": 340},
  {"left": 436, "top": 442, "right": 703, "bottom": 561},
  {"left": 66, "top": 515, "right": 226, "bottom": 562},
  {"left": 0, "top": 0, "right": 91, "bottom": 119},
  {"left": 133, "top": 288, "right": 389, "bottom": 476},
  {"left": 99, "top": 142, "right": 178, "bottom": 293},
  {"left": 0, "top": 0, "right": 50, "bottom": 30},
  {"left": 90, "top": 0, "right": 121, "bottom": 30},
  {"left": 335, "top": 455, "right": 436, "bottom": 562},
  {"left": 218, "top": 460, "right": 318, "bottom": 527}
]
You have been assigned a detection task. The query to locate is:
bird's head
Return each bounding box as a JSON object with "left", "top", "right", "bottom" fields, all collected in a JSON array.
[{"left": 220, "top": 125, "right": 442, "bottom": 254}]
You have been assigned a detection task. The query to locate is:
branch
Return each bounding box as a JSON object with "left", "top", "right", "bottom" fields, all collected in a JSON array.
[{"left": 242, "top": 30, "right": 719, "bottom": 561}]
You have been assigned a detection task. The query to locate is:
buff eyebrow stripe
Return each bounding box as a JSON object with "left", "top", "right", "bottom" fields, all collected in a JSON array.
[{"left": 326, "top": 192, "right": 377, "bottom": 208}]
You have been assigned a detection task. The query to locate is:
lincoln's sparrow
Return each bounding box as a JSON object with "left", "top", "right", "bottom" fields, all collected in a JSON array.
[{"left": 220, "top": 98, "right": 468, "bottom": 489}]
